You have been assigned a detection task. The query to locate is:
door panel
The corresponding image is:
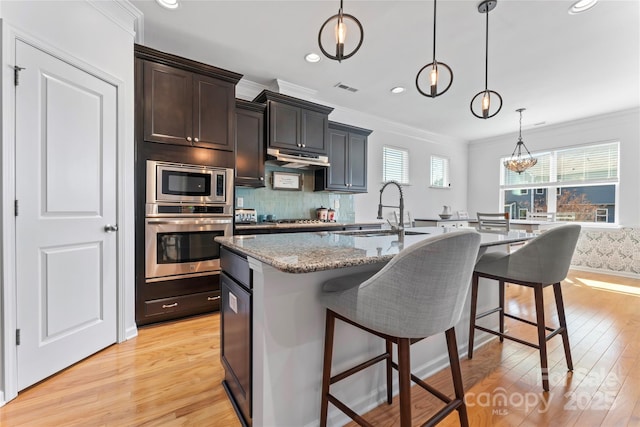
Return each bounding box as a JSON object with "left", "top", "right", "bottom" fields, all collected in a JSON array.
[
  {"left": 193, "top": 75, "right": 234, "bottom": 151},
  {"left": 348, "top": 133, "right": 368, "bottom": 192},
  {"left": 143, "top": 61, "right": 192, "bottom": 145},
  {"left": 15, "top": 40, "right": 117, "bottom": 390},
  {"left": 327, "top": 129, "right": 348, "bottom": 189},
  {"left": 44, "top": 74, "right": 102, "bottom": 213}
]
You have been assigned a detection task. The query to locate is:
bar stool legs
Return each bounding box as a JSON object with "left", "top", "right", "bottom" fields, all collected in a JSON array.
[
  {"left": 467, "top": 273, "right": 574, "bottom": 392},
  {"left": 534, "top": 285, "right": 549, "bottom": 391},
  {"left": 554, "top": 282, "right": 573, "bottom": 371},
  {"left": 320, "top": 309, "right": 470, "bottom": 427}
]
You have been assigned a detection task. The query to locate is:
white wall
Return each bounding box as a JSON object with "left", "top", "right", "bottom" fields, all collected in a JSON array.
[
  {"left": 237, "top": 81, "right": 471, "bottom": 224},
  {"left": 467, "top": 108, "right": 640, "bottom": 227},
  {"left": 332, "top": 113, "right": 469, "bottom": 224},
  {"left": 0, "top": 0, "right": 138, "bottom": 403}
]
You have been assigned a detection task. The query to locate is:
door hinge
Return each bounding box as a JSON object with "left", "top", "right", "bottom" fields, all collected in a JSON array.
[
  {"left": 14, "top": 199, "right": 18, "bottom": 216},
  {"left": 14, "top": 65, "right": 25, "bottom": 86},
  {"left": 16, "top": 329, "right": 21, "bottom": 346}
]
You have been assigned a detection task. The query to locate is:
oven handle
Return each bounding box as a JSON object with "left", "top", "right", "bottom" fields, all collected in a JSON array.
[{"left": 146, "top": 218, "right": 232, "bottom": 225}]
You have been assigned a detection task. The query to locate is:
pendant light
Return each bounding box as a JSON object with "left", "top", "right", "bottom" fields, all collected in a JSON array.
[
  {"left": 318, "top": 0, "right": 364, "bottom": 63},
  {"left": 416, "top": 0, "right": 453, "bottom": 98},
  {"left": 470, "top": 0, "right": 502, "bottom": 119},
  {"left": 504, "top": 108, "right": 538, "bottom": 174}
]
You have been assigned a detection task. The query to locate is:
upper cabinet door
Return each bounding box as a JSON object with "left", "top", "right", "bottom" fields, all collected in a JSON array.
[
  {"left": 143, "top": 61, "right": 192, "bottom": 146},
  {"left": 348, "top": 132, "right": 368, "bottom": 192},
  {"left": 193, "top": 75, "right": 235, "bottom": 151},
  {"left": 326, "top": 128, "right": 349, "bottom": 189},
  {"left": 301, "top": 109, "right": 328, "bottom": 155},
  {"left": 269, "top": 101, "right": 300, "bottom": 150},
  {"left": 235, "top": 102, "right": 266, "bottom": 187}
]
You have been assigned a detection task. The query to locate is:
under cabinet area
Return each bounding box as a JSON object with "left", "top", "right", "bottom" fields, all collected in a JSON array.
[
  {"left": 253, "top": 90, "right": 333, "bottom": 155},
  {"left": 235, "top": 100, "right": 266, "bottom": 187},
  {"left": 137, "top": 45, "right": 241, "bottom": 151},
  {"left": 315, "top": 121, "right": 372, "bottom": 193}
]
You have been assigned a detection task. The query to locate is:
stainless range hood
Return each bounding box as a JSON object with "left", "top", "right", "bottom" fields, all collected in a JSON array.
[{"left": 266, "top": 148, "right": 330, "bottom": 169}]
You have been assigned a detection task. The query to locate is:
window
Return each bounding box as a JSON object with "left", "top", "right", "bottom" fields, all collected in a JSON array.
[
  {"left": 383, "top": 146, "right": 409, "bottom": 184},
  {"left": 430, "top": 155, "right": 450, "bottom": 188},
  {"left": 500, "top": 141, "right": 619, "bottom": 224}
]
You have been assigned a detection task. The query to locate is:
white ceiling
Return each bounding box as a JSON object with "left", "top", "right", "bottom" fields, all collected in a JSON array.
[{"left": 130, "top": 0, "right": 640, "bottom": 141}]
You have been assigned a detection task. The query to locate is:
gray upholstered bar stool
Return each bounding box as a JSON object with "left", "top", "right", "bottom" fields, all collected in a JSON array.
[
  {"left": 468, "top": 224, "right": 581, "bottom": 391},
  {"left": 319, "top": 230, "right": 481, "bottom": 427}
]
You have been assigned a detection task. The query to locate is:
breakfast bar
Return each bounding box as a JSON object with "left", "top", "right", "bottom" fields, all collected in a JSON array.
[{"left": 216, "top": 227, "right": 533, "bottom": 427}]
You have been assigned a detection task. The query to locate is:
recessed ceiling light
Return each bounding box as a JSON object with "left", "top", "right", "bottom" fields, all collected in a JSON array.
[
  {"left": 390, "top": 86, "right": 405, "bottom": 94},
  {"left": 156, "top": 0, "right": 179, "bottom": 10},
  {"left": 568, "top": 0, "right": 598, "bottom": 14},
  {"left": 305, "top": 53, "right": 321, "bottom": 63}
]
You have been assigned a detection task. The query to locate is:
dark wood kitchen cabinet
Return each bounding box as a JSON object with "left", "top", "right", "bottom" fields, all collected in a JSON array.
[
  {"left": 220, "top": 248, "right": 252, "bottom": 426},
  {"left": 235, "top": 100, "right": 266, "bottom": 187},
  {"left": 134, "top": 45, "right": 242, "bottom": 325},
  {"left": 137, "top": 45, "right": 242, "bottom": 151},
  {"left": 315, "top": 121, "right": 372, "bottom": 193},
  {"left": 253, "top": 90, "right": 333, "bottom": 155}
]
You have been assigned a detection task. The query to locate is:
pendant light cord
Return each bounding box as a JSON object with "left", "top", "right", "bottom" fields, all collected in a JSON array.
[
  {"left": 432, "top": 0, "right": 437, "bottom": 62},
  {"left": 484, "top": 8, "right": 489, "bottom": 91}
]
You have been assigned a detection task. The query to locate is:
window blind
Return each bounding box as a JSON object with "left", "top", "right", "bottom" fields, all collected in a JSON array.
[
  {"left": 383, "top": 146, "right": 409, "bottom": 184},
  {"left": 556, "top": 142, "right": 619, "bottom": 183}
]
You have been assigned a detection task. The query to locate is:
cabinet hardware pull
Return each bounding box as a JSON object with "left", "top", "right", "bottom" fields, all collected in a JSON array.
[
  {"left": 207, "top": 296, "right": 221, "bottom": 301},
  {"left": 259, "top": 177, "right": 264, "bottom": 181},
  {"left": 186, "top": 136, "right": 192, "bottom": 142},
  {"left": 194, "top": 137, "right": 199, "bottom": 143},
  {"left": 302, "top": 144, "right": 306, "bottom": 148},
  {"left": 162, "top": 302, "right": 178, "bottom": 308}
]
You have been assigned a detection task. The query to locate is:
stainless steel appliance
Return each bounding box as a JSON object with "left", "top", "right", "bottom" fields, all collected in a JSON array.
[
  {"left": 147, "top": 160, "right": 233, "bottom": 210},
  {"left": 235, "top": 208, "right": 257, "bottom": 224},
  {"left": 145, "top": 217, "right": 231, "bottom": 281},
  {"left": 145, "top": 160, "right": 233, "bottom": 282}
]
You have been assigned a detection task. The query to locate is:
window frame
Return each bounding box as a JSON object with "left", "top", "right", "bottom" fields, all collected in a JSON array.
[
  {"left": 429, "top": 155, "right": 451, "bottom": 189},
  {"left": 382, "top": 145, "right": 410, "bottom": 185},
  {"left": 499, "top": 140, "right": 620, "bottom": 226}
]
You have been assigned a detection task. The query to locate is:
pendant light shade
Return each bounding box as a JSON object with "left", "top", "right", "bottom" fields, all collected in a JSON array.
[
  {"left": 416, "top": 0, "right": 453, "bottom": 98},
  {"left": 504, "top": 108, "right": 538, "bottom": 174},
  {"left": 470, "top": 0, "right": 502, "bottom": 119},
  {"left": 318, "top": 0, "right": 364, "bottom": 63}
]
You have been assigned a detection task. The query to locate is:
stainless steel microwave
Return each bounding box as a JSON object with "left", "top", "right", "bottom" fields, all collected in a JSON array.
[{"left": 146, "top": 160, "right": 233, "bottom": 206}]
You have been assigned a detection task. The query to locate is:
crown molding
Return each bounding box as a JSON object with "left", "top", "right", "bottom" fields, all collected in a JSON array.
[{"left": 86, "top": 0, "right": 143, "bottom": 40}]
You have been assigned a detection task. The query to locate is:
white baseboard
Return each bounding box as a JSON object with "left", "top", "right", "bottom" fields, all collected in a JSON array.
[
  {"left": 0, "top": 391, "right": 5, "bottom": 407},
  {"left": 570, "top": 265, "right": 640, "bottom": 279},
  {"left": 124, "top": 325, "right": 138, "bottom": 341}
]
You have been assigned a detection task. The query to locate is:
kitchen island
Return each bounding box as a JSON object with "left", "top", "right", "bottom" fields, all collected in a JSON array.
[{"left": 216, "top": 227, "right": 533, "bottom": 427}]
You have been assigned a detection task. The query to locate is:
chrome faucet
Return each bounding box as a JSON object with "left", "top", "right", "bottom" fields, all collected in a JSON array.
[{"left": 377, "top": 180, "right": 405, "bottom": 237}]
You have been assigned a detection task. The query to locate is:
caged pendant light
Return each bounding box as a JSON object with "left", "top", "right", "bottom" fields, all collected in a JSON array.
[
  {"left": 318, "top": 0, "right": 364, "bottom": 63},
  {"left": 416, "top": 0, "right": 453, "bottom": 98},
  {"left": 504, "top": 108, "right": 538, "bottom": 174},
  {"left": 470, "top": 0, "right": 502, "bottom": 119}
]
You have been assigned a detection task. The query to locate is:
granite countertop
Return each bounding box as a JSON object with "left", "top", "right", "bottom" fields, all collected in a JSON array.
[
  {"left": 216, "top": 227, "right": 534, "bottom": 274},
  {"left": 234, "top": 221, "right": 384, "bottom": 230}
]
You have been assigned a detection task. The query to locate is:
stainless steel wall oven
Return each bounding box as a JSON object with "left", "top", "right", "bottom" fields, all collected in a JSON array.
[{"left": 145, "top": 160, "right": 233, "bottom": 282}]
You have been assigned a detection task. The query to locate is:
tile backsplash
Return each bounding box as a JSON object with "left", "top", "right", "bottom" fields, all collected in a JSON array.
[{"left": 235, "top": 165, "right": 355, "bottom": 222}]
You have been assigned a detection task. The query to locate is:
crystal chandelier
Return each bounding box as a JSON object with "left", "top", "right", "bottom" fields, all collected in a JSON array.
[{"left": 504, "top": 108, "right": 537, "bottom": 174}]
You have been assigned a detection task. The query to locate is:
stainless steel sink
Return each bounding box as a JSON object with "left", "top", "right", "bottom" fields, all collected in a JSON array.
[{"left": 336, "top": 229, "right": 429, "bottom": 237}]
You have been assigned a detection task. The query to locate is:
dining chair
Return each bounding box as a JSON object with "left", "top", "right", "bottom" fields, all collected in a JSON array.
[
  {"left": 319, "top": 230, "right": 481, "bottom": 427},
  {"left": 476, "top": 212, "right": 510, "bottom": 232},
  {"left": 467, "top": 224, "right": 581, "bottom": 391}
]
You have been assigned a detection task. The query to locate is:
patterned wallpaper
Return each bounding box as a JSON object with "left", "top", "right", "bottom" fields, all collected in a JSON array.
[{"left": 572, "top": 227, "right": 640, "bottom": 275}]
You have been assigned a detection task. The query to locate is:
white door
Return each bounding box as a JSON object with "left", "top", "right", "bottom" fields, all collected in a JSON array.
[{"left": 15, "top": 40, "right": 118, "bottom": 390}]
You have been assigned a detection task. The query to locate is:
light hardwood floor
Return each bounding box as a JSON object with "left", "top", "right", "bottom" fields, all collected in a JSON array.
[{"left": 0, "top": 270, "right": 638, "bottom": 426}]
